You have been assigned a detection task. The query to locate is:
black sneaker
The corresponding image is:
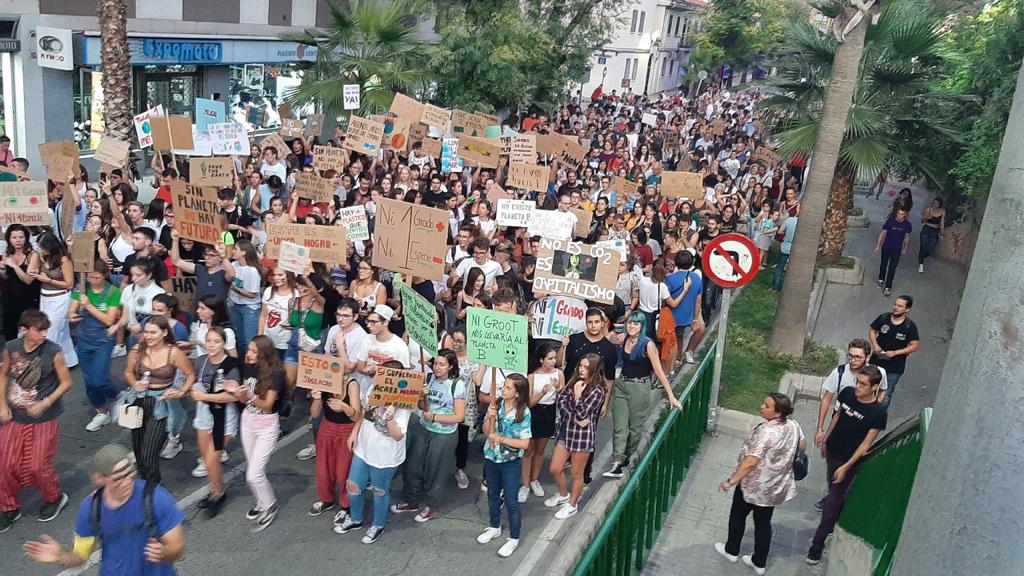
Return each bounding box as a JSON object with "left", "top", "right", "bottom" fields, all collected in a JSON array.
[
  {"left": 198, "top": 495, "right": 212, "bottom": 509},
  {"left": 0, "top": 509, "right": 21, "bottom": 533},
  {"left": 583, "top": 475, "right": 593, "bottom": 486},
  {"left": 333, "top": 517, "right": 363, "bottom": 534},
  {"left": 602, "top": 462, "right": 626, "bottom": 479},
  {"left": 246, "top": 507, "right": 263, "bottom": 520},
  {"left": 206, "top": 493, "right": 227, "bottom": 517},
  {"left": 806, "top": 547, "right": 823, "bottom": 565},
  {"left": 38, "top": 493, "right": 69, "bottom": 522},
  {"left": 362, "top": 525, "right": 384, "bottom": 544},
  {"left": 309, "top": 501, "right": 335, "bottom": 516},
  {"left": 250, "top": 504, "right": 278, "bottom": 533},
  {"left": 814, "top": 497, "right": 827, "bottom": 511}
]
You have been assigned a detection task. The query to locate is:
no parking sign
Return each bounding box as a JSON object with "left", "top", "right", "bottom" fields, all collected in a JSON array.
[{"left": 702, "top": 233, "right": 761, "bottom": 289}]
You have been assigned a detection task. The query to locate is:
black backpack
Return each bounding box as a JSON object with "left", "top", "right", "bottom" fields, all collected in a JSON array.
[{"left": 91, "top": 480, "right": 158, "bottom": 540}]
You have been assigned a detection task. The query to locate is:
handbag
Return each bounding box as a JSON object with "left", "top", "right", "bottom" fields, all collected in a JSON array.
[
  {"left": 793, "top": 447, "right": 809, "bottom": 481},
  {"left": 298, "top": 329, "right": 322, "bottom": 353},
  {"left": 117, "top": 403, "right": 143, "bottom": 430}
]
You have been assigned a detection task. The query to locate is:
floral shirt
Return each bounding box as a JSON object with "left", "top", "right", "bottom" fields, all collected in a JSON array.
[
  {"left": 484, "top": 403, "right": 532, "bottom": 464},
  {"left": 738, "top": 418, "right": 804, "bottom": 507}
]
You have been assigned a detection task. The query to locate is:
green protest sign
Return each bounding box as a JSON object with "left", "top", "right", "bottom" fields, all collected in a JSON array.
[
  {"left": 466, "top": 307, "right": 528, "bottom": 374},
  {"left": 398, "top": 282, "right": 438, "bottom": 357}
]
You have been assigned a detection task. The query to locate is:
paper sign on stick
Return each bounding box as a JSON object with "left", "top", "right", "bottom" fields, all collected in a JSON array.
[
  {"left": 195, "top": 98, "right": 225, "bottom": 133},
  {"left": 421, "top": 104, "right": 451, "bottom": 129},
  {"left": 336, "top": 206, "right": 369, "bottom": 241},
  {"left": 38, "top": 140, "right": 79, "bottom": 169},
  {"left": 71, "top": 231, "right": 97, "bottom": 273},
  {"left": 133, "top": 105, "right": 163, "bottom": 149},
  {"left": 372, "top": 197, "right": 448, "bottom": 281},
  {"left": 171, "top": 181, "right": 224, "bottom": 244},
  {"left": 342, "top": 116, "right": 385, "bottom": 155},
  {"left": 47, "top": 155, "right": 76, "bottom": 183},
  {"left": 398, "top": 282, "right": 438, "bottom": 357},
  {"left": 661, "top": 171, "right": 703, "bottom": 199},
  {"left": 278, "top": 241, "right": 312, "bottom": 275},
  {"left": 94, "top": 137, "right": 131, "bottom": 168},
  {"left": 466, "top": 307, "right": 528, "bottom": 374},
  {"left": 527, "top": 209, "right": 576, "bottom": 241},
  {"left": 208, "top": 122, "right": 250, "bottom": 155},
  {"left": 507, "top": 162, "right": 548, "bottom": 191},
  {"left": 458, "top": 135, "right": 500, "bottom": 168},
  {"left": 293, "top": 172, "right": 335, "bottom": 203},
  {"left": 304, "top": 114, "right": 325, "bottom": 138},
  {"left": 264, "top": 223, "right": 347, "bottom": 264},
  {"left": 297, "top": 352, "right": 345, "bottom": 395},
  {"left": 151, "top": 115, "right": 194, "bottom": 151},
  {"left": 189, "top": 157, "right": 234, "bottom": 188},
  {"left": 496, "top": 199, "right": 535, "bottom": 228},
  {"left": 343, "top": 85, "right": 361, "bottom": 111},
  {"left": 532, "top": 238, "right": 620, "bottom": 304},
  {"left": 279, "top": 118, "right": 305, "bottom": 139},
  {"left": 0, "top": 182, "right": 48, "bottom": 226},
  {"left": 369, "top": 366, "right": 425, "bottom": 411},
  {"left": 312, "top": 145, "right": 348, "bottom": 172},
  {"left": 390, "top": 92, "right": 425, "bottom": 121}
]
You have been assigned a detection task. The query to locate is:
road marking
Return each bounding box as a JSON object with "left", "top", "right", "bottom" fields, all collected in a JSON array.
[{"left": 56, "top": 425, "right": 312, "bottom": 576}]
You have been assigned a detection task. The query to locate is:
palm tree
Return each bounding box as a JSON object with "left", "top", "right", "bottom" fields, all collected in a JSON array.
[
  {"left": 280, "top": 0, "right": 433, "bottom": 120},
  {"left": 98, "top": 0, "right": 132, "bottom": 141},
  {"left": 767, "top": 1, "right": 872, "bottom": 357}
]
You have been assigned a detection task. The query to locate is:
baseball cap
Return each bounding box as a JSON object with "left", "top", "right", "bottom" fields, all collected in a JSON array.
[
  {"left": 91, "top": 444, "right": 135, "bottom": 476},
  {"left": 373, "top": 304, "right": 394, "bottom": 323}
]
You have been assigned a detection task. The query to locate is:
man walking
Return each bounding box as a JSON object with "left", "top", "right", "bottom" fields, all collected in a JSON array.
[
  {"left": 874, "top": 208, "right": 912, "bottom": 297},
  {"left": 868, "top": 295, "right": 920, "bottom": 410}
]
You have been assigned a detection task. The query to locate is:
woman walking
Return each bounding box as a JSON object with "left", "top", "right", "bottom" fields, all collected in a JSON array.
[
  {"left": 545, "top": 353, "right": 606, "bottom": 520},
  {"left": 715, "top": 393, "right": 806, "bottom": 575},
  {"left": 33, "top": 233, "right": 78, "bottom": 367},
  {"left": 259, "top": 267, "right": 298, "bottom": 360},
  {"left": 309, "top": 371, "right": 362, "bottom": 524},
  {"left": 190, "top": 326, "right": 241, "bottom": 515},
  {"left": 476, "top": 374, "right": 533, "bottom": 558},
  {"left": 0, "top": 224, "right": 41, "bottom": 341},
  {"left": 918, "top": 197, "right": 945, "bottom": 273},
  {"left": 228, "top": 336, "right": 287, "bottom": 532},
  {"left": 68, "top": 260, "right": 122, "bottom": 432},
  {"left": 520, "top": 343, "right": 563, "bottom": 502},
  {"left": 227, "top": 240, "right": 264, "bottom": 353}
]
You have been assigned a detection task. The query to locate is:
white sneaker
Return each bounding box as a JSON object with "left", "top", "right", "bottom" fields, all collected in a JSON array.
[
  {"left": 160, "top": 437, "right": 182, "bottom": 460},
  {"left": 742, "top": 554, "right": 767, "bottom": 575},
  {"left": 85, "top": 412, "right": 113, "bottom": 432},
  {"left": 554, "top": 503, "right": 578, "bottom": 520},
  {"left": 529, "top": 480, "right": 545, "bottom": 498},
  {"left": 685, "top": 351, "right": 695, "bottom": 364},
  {"left": 498, "top": 538, "right": 520, "bottom": 558},
  {"left": 191, "top": 459, "right": 208, "bottom": 478},
  {"left": 714, "top": 542, "right": 738, "bottom": 563},
  {"left": 110, "top": 344, "right": 127, "bottom": 358},
  {"left": 455, "top": 469, "right": 470, "bottom": 490},
  {"left": 296, "top": 444, "right": 316, "bottom": 460},
  {"left": 544, "top": 493, "right": 570, "bottom": 508},
  {"left": 477, "top": 526, "right": 501, "bottom": 544},
  {"left": 517, "top": 485, "right": 529, "bottom": 503},
  {"left": 918, "top": 264, "right": 925, "bottom": 273}
]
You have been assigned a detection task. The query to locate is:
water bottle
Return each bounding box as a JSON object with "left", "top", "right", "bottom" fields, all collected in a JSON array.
[
  {"left": 140, "top": 370, "right": 151, "bottom": 390},
  {"left": 213, "top": 368, "right": 225, "bottom": 393}
]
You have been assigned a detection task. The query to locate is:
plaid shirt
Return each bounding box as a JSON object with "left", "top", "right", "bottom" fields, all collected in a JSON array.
[{"left": 556, "top": 383, "right": 606, "bottom": 453}]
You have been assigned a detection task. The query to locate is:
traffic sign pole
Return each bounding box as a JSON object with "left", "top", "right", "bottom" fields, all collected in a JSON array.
[{"left": 708, "top": 287, "right": 731, "bottom": 433}]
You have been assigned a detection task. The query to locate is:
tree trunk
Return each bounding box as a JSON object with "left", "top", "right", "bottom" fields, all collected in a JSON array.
[
  {"left": 819, "top": 160, "right": 855, "bottom": 260},
  {"left": 98, "top": 0, "right": 132, "bottom": 142},
  {"left": 768, "top": 8, "right": 868, "bottom": 356}
]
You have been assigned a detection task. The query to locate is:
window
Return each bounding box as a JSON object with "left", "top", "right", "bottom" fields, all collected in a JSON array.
[
  {"left": 630, "top": 10, "right": 638, "bottom": 33},
  {"left": 661, "top": 58, "right": 669, "bottom": 77},
  {"left": 632, "top": 60, "right": 638, "bottom": 81},
  {"left": 638, "top": 11, "right": 646, "bottom": 33},
  {"left": 623, "top": 58, "right": 632, "bottom": 80},
  {"left": 682, "top": 18, "right": 690, "bottom": 43},
  {"left": 670, "top": 60, "right": 675, "bottom": 76},
  {"left": 667, "top": 15, "right": 674, "bottom": 36},
  {"left": 675, "top": 15, "right": 682, "bottom": 36}
]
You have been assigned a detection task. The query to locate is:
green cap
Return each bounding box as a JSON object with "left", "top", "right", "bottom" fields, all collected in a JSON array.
[{"left": 91, "top": 444, "right": 135, "bottom": 476}]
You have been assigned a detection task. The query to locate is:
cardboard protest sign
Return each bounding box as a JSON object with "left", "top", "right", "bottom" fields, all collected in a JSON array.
[
  {"left": 661, "top": 171, "right": 703, "bottom": 199},
  {"left": 595, "top": 238, "right": 629, "bottom": 262},
  {"left": 38, "top": 140, "right": 79, "bottom": 169},
  {"left": 372, "top": 197, "right": 448, "bottom": 280},
  {"left": 398, "top": 282, "right": 438, "bottom": 357},
  {"left": 458, "top": 135, "right": 500, "bottom": 168},
  {"left": 527, "top": 295, "right": 586, "bottom": 341},
  {"left": 0, "top": 182, "right": 48, "bottom": 226},
  {"left": 452, "top": 109, "right": 489, "bottom": 136},
  {"left": 390, "top": 92, "right": 425, "bottom": 122},
  {"left": 195, "top": 98, "right": 225, "bottom": 133},
  {"left": 610, "top": 175, "right": 641, "bottom": 199},
  {"left": 279, "top": 118, "right": 305, "bottom": 139},
  {"left": 278, "top": 241, "right": 312, "bottom": 275},
  {"left": 151, "top": 115, "right": 193, "bottom": 151},
  {"left": 171, "top": 182, "right": 224, "bottom": 244},
  {"left": 421, "top": 104, "right": 450, "bottom": 129},
  {"left": 336, "top": 206, "right": 370, "bottom": 241},
  {"left": 297, "top": 352, "right": 345, "bottom": 395},
  {"left": 133, "top": 105, "right": 163, "bottom": 149},
  {"left": 477, "top": 112, "right": 501, "bottom": 126},
  {"left": 527, "top": 209, "right": 576, "bottom": 241},
  {"left": 532, "top": 238, "right": 620, "bottom": 304},
  {"left": 368, "top": 366, "right": 426, "bottom": 410},
  {"left": 495, "top": 199, "right": 534, "bottom": 228},
  {"left": 277, "top": 102, "right": 293, "bottom": 121},
  {"left": 664, "top": 129, "right": 681, "bottom": 150},
  {"left": 189, "top": 157, "right": 234, "bottom": 188},
  {"left": 264, "top": 222, "right": 347, "bottom": 263},
  {"left": 711, "top": 120, "right": 726, "bottom": 136},
  {"left": 171, "top": 274, "right": 199, "bottom": 313},
  {"left": 485, "top": 182, "right": 516, "bottom": 203},
  {"left": 509, "top": 135, "right": 536, "bottom": 164},
  {"left": 753, "top": 146, "right": 781, "bottom": 166},
  {"left": 507, "top": 162, "right": 548, "bottom": 192},
  {"left": 293, "top": 172, "right": 335, "bottom": 203},
  {"left": 342, "top": 116, "right": 385, "bottom": 156},
  {"left": 380, "top": 115, "right": 411, "bottom": 152},
  {"left": 259, "top": 133, "right": 290, "bottom": 158},
  {"left": 571, "top": 208, "right": 593, "bottom": 240},
  {"left": 59, "top": 186, "right": 77, "bottom": 237},
  {"left": 304, "top": 113, "right": 325, "bottom": 138},
  {"left": 208, "top": 122, "right": 250, "bottom": 155},
  {"left": 93, "top": 137, "right": 131, "bottom": 168},
  {"left": 70, "top": 231, "right": 97, "bottom": 273},
  {"left": 420, "top": 137, "right": 442, "bottom": 159},
  {"left": 47, "top": 155, "right": 76, "bottom": 183},
  {"left": 312, "top": 145, "right": 348, "bottom": 172},
  {"left": 466, "top": 307, "right": 528, "bottom": 374},
  {"left": 557, "top": 137, "right": 587, "bottom": 169}
]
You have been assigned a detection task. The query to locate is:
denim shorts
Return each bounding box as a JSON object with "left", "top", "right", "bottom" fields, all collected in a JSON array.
[{"left": 284, "top": 329, "right": 300, "bottom": 365}]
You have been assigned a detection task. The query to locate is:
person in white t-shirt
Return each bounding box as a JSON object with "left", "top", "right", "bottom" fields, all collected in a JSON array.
[
  {"left": 355, "top": 305, "right": 411, "bottom": 400},
  {"left": 450, "top": 237, "right": 502, "bottom": 291},
  {"left": 259, "top": 146, "right": 288, "bottom": 183},
  {"left": 815, "top": 339, "right": 889, "bottom": 449}
]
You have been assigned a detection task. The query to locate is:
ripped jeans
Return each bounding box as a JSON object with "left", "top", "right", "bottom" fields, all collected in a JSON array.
[{"left": 346, "top": 454, "right": 398, "bottom": 529}]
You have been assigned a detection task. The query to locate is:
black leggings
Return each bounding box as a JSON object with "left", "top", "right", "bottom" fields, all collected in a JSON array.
[
  {"left": 725, "top": 486, "right": 775, "bottom": 569},
  {"left": 456, "top": 424, "right": 470, "bottom": 470},
  {"left": 131, "top": 395, "right": 169, "bottom": 485}
]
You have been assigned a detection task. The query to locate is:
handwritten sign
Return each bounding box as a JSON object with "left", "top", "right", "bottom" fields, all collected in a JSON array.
[
  {"left": 557, "top": 137, "right": 587, "bottom": 169},
  {"left": 527, "top": 209, "right": 576, "bottom": 241},
  {"left": 509, "top": 135, "right": 536, "bottom": 164},
  {"left": 93, "top": 137, "right": 131, "bottom": 168},
  {"left": 208, "top": 122, "right": 250, "bottom": 155},
  {"left": 195, "top": 98, "right": 225, "bottom": 133},
  {"left": 39, "top": 140, "right": 79, "bottom": 169},
  {"left": 610, "top": 175, "right": 641, "bottom": 200},
  {"left": 372, "top": 197, "right": 448, "bottom": 281},
  {"left": 279, "top": 118, "right": 305, "bottom": 139},
  {"left": 390, "top": 92, "right": 425, "bottom": 122},
  {"left": 507, "top": 162, "right": 548, "bottom": 192},
  {"left": 532, "top": 238, "right": 620, "bottom": 304},
  {"left": 661, "top": 171, "right": 703, "bottom": 199},
  {"left": 369, "top": 366, "right": 426, "bottom": 411},
  {"left": 297, "top": 352, "right": 345, "bottom": 395},
  {"left": 466, "top": 307, "right": 528, "bottom": 374},
  {"left": 304, "top": 113, "right": 325, "bottom": 138},
  {"left": 421, "top": 104, "right": 451, "bottom": 129},
  {"left": 259, "top": 132, "right": 290, "bottom": 158},
  {"left": 336, "top": 206, "right": 369, "bottom": 241},
  {"left": 70, "top": 231, "right": 97, "bottom": 273},
  {"left": 278, "top": 241, "right": 312, "bottom": 275},
  {"left": 458, "top": 135, "right": 500, "bottom": 168},
  {"left": 171, "top": 181, "right": 223, "bottom": 244},
  {"left": 293, "top": 172, "right": 335, "bottom": 203},
  {"left": 343, "top": 84, "right": 361, "bottom": 110},
  {"left": 571, "top": 208, "right": 593, "bottom": 240},
  {"left": 495, "top": 199, "right": 535, "bottom": 227},
  {"left": 312, "top": 145, "right": 348, "bottom": 172},
  {"left": 47, "top": 155, "right": 76, "bottom": 183},
  {"left": 527, "top": 295, "right": 586, "bottom": 340},
  {"left": 342, "top": 116, "right": 385, "bottom": 156},
  {"left": 398, "top": 282, "right": 438, "bottom": 357},
  {"left": 452, "top": 109, "right": 488, "bottom": 136},
  {"left": 133, "top": 105, "right": 163, "bottom": 149},
  {"left": 753, "top": 146, "right": 781, "bottom": 166},
  {"left": 420, "top": 137, "right": 442, "bottom": 159},
  {"left": 171, "top": 274, "right": 198, "bottom": 313},
  {"left": 265, "top": 222, "right": 347, "bottom": 264},
  {"left": 189, "top": 157, "right": 234, "bottom": 188}
]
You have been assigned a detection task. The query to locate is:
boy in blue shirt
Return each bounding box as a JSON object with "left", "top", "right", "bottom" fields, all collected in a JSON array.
[{"left": 666, "top": 251, "right": 704, "bottom": 366}]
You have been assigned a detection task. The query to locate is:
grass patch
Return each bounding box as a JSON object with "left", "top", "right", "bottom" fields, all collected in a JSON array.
[
  {"left": 849, "top": 206, "right": 864, "bottom": 216},
  {"left": 719, "top": 267, "right": 839, "bottom": 415},
  {"left": 816, "top": 255, "right": 857, "bottom": 270}
]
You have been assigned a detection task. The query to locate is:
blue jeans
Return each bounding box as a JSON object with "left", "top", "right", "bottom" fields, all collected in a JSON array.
[
  {"left": 773, "top": 251, "right": 791, "bottom": 291},
  {"left": 882, "top": 372, "right": 901, "bottom": 410},
  {"left": 918, "top": 230, "right": 940, "bottom": 265},
  {"left": 347, "top": 455, "right": 397, "bottom": 529},
  {"left": 484, "top": 458, "right": 523, "bottom": 539},
  {"left": 76, "top": 334, "right": 119, "bottom": 409},
  {"left": 229, "top": 302, "right": 260, "bottom": 356}
]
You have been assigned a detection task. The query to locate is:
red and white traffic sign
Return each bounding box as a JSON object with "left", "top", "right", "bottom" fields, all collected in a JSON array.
[{"left": 702, "top": 233, "right": 761, "bottom": 288}]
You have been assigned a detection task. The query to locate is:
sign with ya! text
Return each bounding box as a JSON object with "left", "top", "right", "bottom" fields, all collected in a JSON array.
[
  {"left": 171, "top": 181, "right": 224, "bottom": 244},
  {"left": 336, "top": 206, "right": 369, "bottom": 242},
  {"left": 343, "top": 84, "right": 361, "bottom": 110},
  {"left": 342, "top": 116, "right": 385, "bottom": 156},
  {"left": 495, "top": 199, "right": 535, "bottom": 228},
  {"left": 369, "top": 366, "right": 425, "bottom": 411},
  {"left": 265, "top": 223, "right": 347, "bottom": 264},
  {"left": 398, "top": 282, "right": 438, "bottom": 357},
  {"left": 507, "top": 162, "right": 548, "bottom": 191},
  {"left": 532, "top": 238, "right": 620, "bottom": 304},
  {"left": 189, "top": 157, "right": 234, "bottom": 188},
  {"left": 466, "top": 307, "right": 528, "bottom": 374},
  {"left": 372, "top": 197, "right": 448, "bottom": 281},
  {"left": 297, "top": 351, "right": 345, "bottom": 395}
]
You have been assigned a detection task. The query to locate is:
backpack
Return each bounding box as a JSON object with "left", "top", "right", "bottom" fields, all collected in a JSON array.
[
  {"left": 91, "top": 480, "right": 158, "bottom": 541},
  {"left": 836, "top": 363, "right": 846, "bottom": 382}
]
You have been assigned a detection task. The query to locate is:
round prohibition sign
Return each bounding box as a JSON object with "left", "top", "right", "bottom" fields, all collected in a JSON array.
[{"left": 702, "top": 233, "right": 761, "bottom": 289}]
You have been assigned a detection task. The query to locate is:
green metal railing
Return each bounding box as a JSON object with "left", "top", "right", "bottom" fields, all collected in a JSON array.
[
  {"left": 836, "top": 407, "right": 933, "bottom": 576},
  {"left": 572, "top": 349, "right": 715, "bottom": 576}
]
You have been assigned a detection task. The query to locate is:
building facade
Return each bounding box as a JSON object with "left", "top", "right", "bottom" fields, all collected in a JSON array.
[
  {"left": 581, "top": 0, "right": 708, "bottom": 99},
  {"left": 0, "top": 0, "right": 436, "bottom": 173}
]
